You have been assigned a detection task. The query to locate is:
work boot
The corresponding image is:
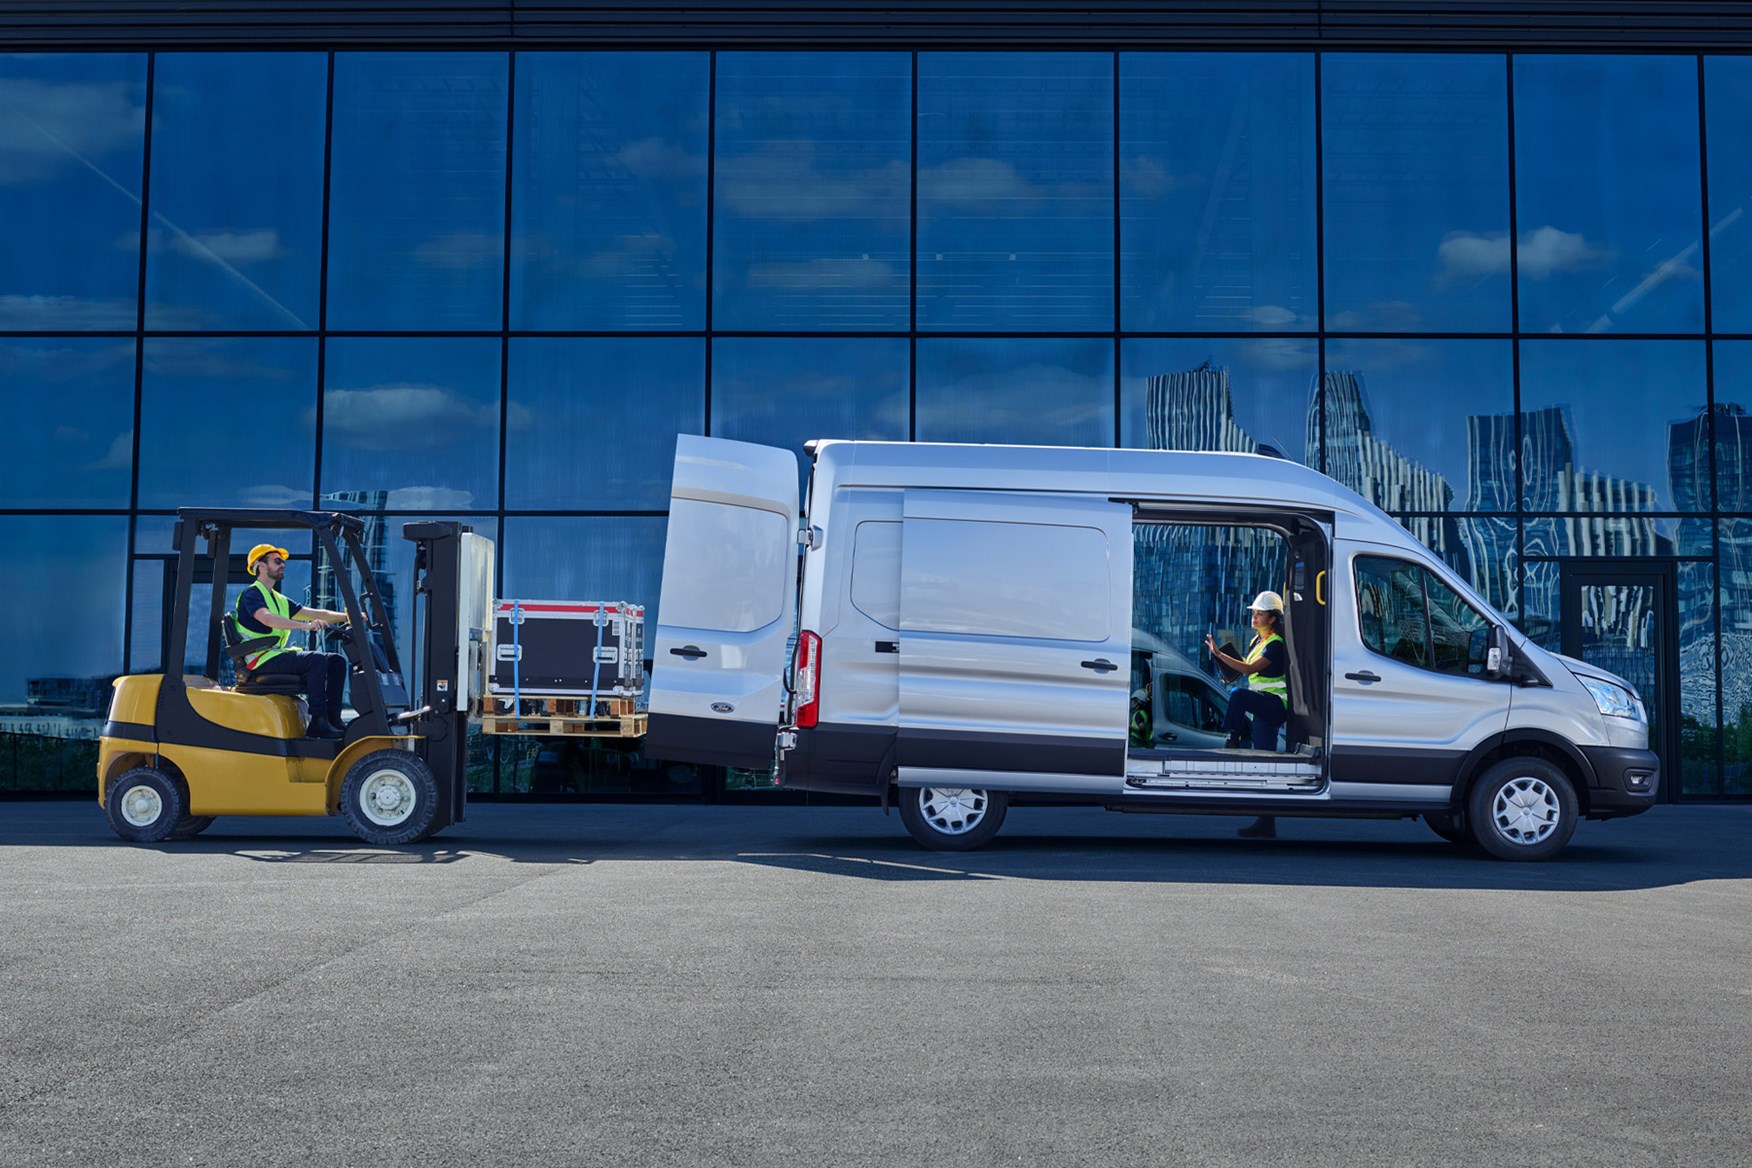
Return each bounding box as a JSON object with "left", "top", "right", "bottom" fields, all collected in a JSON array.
[
  {"left": 1237, "top": 816, "right": 1277, "bottom": 839},
  {"left": 306, "top": 717, "right": 344, "bottom": 740}
]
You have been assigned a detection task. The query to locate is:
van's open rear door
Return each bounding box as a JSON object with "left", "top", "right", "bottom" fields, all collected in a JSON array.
[{"left": 646, "top": 436, "right": 800, "bottom": 768}]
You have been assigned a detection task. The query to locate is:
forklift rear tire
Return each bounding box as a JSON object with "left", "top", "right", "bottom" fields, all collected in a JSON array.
[
  {"left": 340, "top": 750, "right": 440, "bottom": 846},
  {"left": 168, "top": 814, "right": 216, "bottom": 840},
  {"left": 104, "top": 766, "right": 186, "bottom": 844}
]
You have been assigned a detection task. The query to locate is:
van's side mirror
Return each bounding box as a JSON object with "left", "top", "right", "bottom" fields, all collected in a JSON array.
[{"left": 1485, "top": 625, "right": 1511, "bottom": 679}]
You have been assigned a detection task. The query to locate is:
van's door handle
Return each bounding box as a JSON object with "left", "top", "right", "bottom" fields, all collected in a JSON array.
[
  {"left": 1345, "top": 670, "right": 1381, "bottom": 683},
  {"left": 1081, "top": 659, "right": 1118, "bottom": 673},
  {"left": 670, "top": 645, "right": 708, "bottom": 660},
  {"left": 875, "top": 640, "right": 899, "bottom": 654}
]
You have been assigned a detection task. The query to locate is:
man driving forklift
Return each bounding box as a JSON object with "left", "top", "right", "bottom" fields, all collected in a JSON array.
[{"left": 234, "top": 543, "right": 350, "bottom": 739}]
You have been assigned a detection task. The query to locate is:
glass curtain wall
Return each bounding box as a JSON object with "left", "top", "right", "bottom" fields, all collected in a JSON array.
[{"left": 1, "top": 48, "right": 1747, "bottom": 798}]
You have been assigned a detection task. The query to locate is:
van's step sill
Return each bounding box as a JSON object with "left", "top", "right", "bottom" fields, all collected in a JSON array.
[{"left": 1126, "top": 745, "right": 1322, "bottom": 792}]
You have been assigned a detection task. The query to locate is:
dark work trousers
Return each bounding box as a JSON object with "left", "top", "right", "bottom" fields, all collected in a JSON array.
[
  {"left": 255, "top": 651, "right": 348, "bottom": 724},
  {"left": 1224, "top": 688, "right": 1288, "bottom": 751}
]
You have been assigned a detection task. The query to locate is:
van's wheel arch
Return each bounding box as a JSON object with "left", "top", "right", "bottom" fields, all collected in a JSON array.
[
  {"left": 1466, "top": 756, "right": 1578, "bottom": 861},
  {"left": 1423, "top": 810, "right": 1471, "bottom": 845},
  {"left": 897, "top": 786, "right": 1008, "bottom": 851},
  {"left": 339, "top": 749, "right": 440, "bottom": 846},
  {"left": 104, "top": 765, "right": 187, "bottom": 844}
]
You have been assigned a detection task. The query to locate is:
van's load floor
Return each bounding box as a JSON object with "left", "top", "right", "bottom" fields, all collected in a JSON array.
[{"left": 1126, "top": 744, "right": 1322, "bottom": 791}]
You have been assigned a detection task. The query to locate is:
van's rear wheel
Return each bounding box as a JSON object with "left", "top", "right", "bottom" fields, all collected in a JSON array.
[
  {"left": 897, "top": 787, "right": 1007, "bottom": 851},
  {"left": 104, "top": 766, "right": 185, "bottom": 844},
  {"left": 340, "top": 750, "right": 439, "bottom": 846},
  {"left": 1467, "top": 758, "right": 1577, "bottom": 861}
]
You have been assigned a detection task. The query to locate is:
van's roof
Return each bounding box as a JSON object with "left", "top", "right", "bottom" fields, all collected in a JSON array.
[{"left": 810, "top": 439, "right": 1403, "bottom": 530}]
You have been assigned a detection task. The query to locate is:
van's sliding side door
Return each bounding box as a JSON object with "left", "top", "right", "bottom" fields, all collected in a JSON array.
[{"left": 897, "top": 491, "right": 1132, "bottom": 794}]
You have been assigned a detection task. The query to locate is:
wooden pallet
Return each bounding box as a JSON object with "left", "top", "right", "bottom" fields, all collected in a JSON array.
[{"left": 476, "top": 695, "right": 646, "bottom": 738}]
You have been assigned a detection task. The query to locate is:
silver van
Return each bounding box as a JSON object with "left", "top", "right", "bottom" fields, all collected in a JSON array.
[{"left": 646, "top": 436, "right": 1659, "bottom": 861}]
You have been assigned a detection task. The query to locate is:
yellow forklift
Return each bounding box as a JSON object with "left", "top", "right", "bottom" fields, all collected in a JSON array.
[{"left": 98, "top": 509, "right": 493, "bottom": 846}]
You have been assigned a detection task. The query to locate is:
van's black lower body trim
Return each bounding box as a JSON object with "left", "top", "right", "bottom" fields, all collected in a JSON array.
[
  {"left": 898, "top": 728, "right": 1122, "bottom": 776},
  {"left": 1330, "top": 745, "right": 1466, "bottom": 788},
  {"left": 785, "top": 723, "right": 892, "bottom": 794},
  {"left": 644, "top": 713, "right": 775, "bottom": 769}
]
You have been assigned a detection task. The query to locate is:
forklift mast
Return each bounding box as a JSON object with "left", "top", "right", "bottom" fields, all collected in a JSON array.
[{"left": 404, "top": 521, "right": 491, "bottom": 832}]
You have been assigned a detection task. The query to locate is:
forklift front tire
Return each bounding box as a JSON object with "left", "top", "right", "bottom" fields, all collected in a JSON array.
[
  {"left": 104, "top": 766, "right": 186, "bottom": 844},
  {"left": 340, "top": 750, "right": 440, "bottom": 846}
]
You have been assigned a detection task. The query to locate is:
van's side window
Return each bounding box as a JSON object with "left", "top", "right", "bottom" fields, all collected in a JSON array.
[{"left": 1355, "top": 555, "right": 1492, "bottom": 677}]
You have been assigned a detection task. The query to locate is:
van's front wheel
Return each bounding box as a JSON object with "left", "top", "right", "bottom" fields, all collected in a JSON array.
[
  {"left": 1467, "top": 758, "right": 1577, "bottom": 861},
  {"left": 897, "top": 787, "right": 1008, "bottom": 851}
]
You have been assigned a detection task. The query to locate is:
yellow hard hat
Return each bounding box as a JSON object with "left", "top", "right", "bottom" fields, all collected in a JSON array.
[{"left": 246, "top": 543, "right": 290, "bottom": 573}]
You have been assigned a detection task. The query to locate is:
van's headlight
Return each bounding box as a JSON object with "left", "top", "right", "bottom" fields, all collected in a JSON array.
[{"left": 1581, "top": 676, "right": 1640, "bottom": 720}]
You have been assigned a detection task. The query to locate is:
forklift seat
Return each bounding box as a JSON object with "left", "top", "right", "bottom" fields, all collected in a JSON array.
[{"left": 219, "top": 619, "right": 308, "bottom": 697}]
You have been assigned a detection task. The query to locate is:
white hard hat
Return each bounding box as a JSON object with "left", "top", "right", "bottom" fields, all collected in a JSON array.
[{"left": 1248, "top": 590, "right": 1285, "bottom": 613}]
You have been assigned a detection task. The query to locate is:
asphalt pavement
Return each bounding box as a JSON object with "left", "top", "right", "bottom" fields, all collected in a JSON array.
[{"left": 2, "top": 799, "right": 1749, "bottom": 1167}]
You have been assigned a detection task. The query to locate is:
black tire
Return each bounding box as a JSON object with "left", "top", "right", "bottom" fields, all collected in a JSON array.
[
  {"left": 168, "top": 814, "right": 216, "bottom": 840},
  {"left": 104, "top": 766, "right": 186, "bottom": 844},
  {"left": 896, "top": 787, "right": 1008, "bottom": 851},
  {"left": 1424, "top": 810, "right": 1471, "bottom": 845},
  {"left": 1467, "top": 757, "right": 1578, "bottom": 862},
  {"left": 339, "top": 749, "right": 440, "bottom": 846}
]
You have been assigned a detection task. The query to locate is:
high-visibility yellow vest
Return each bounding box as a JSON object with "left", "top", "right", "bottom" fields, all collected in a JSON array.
[
  {"left": 233, "top": 580, "right": 293, "bottom": 671},
  {"left": 1244, "top": 631, "right": 1288, "bottom": 708}
]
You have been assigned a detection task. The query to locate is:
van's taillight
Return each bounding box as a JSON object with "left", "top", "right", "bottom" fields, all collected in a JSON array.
[{"left": 793, "top": 631, "right": 822, "bottom": 728}]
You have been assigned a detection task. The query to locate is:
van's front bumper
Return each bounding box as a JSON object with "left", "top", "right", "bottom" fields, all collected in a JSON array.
[{"left": 1578, "top": 746, "right": 1660, "bottom": 818}]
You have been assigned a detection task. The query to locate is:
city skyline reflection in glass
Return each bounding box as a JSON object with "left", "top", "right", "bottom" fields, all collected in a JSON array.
[
  {"left": 1518, "top": 339, "right": 1706, "bottom": 521},
  {"left": 145, "top": 53, "right": 326, "bottom": 330},
  {"left": 505, "top": 337, "right": 704, "bottom": 510},
  {"left": 714, "top": 53, "right": 909, "bottom": 330},
  {"left": 916, "top": 337, "right": 1113, "bottom": 445},
  {"left": 917, "top": 53, "right": 1113, "bottom": 331},
  {"left": 1709, "top": 342, "right": 1752, "bottom": 512},
  {"left": 1, "top": 339, "right": 136, "bottom": 508},
  {"left": 511, "top": 53, "right": 707, "bottom": 330},
  {"left": 501, "top": 516, "right": 668, "bottom": 631},
  {"left": 327, "top": 54, "right": 508, "bottom": 330},
  {"left": 0, "top": 54, "right": 146, "bottom": 331},
  {"left": 1119, "top": 337, "right": 1317, "bottom": 465},
  {"left": 1121, "top": 53, "right": 1316, "bottom": 332},
  {"left": 1323, "top": 339, "right": 1513, "bottom": 512},
  {"left": 1322, "top": 54, "right": 1510, "bottom": 333},
  {"left": 321, "top": 337, "right": 500, "bottom": 510},
  {"left": 137, "top": 337, "right": 317, "bottom": 509},
  {"left": 1704, "top": 58, "right": 1752, "bottom": 332},
  {"left": 1514, "top": 56, "right": 1703, "bottom": 334}
]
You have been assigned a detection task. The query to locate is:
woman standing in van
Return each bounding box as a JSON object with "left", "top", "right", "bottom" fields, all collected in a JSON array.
[{"left": 1205, "top": 590, "right": 1291, "bottom": 839}]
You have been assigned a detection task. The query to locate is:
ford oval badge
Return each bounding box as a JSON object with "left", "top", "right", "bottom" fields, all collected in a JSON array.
[{"left": 711, "top": 702, "right": 735, "bottom": 714}]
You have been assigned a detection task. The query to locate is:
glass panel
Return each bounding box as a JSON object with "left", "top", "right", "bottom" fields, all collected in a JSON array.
[
  {"left": 137, "top": 337, "right": 317, "bottom": 509},
  {"left": 1575, "top": 579, "right": 1661, "bottom": 742},
  {"left": 505, "top": 338, "right": 703, "bottom": 510},
  {"left": 321, "top": 337, "right": 501, "bottom": 510},
  {"left": 916, "top": 337, "right": 1113, "bottom": 445},
  {"left": 0, "top": 517, "right": 127, "bottom": 791},
  {"left": 1704, "top": 58, "right": 1752, "bottom": 332},
  {"left": 918, "top": 53, "right": 1113, "bottom": 330},
  {"left": 1677, "top": 558, "right": 1719, "bottom": 796},
  {"left": 713, "top": 52, "right": 910, "bottom": 330},
  {"left": 0, "top": 54, "right": 147, "bottom": 330},
  {"left": 511, "top": 52, "right": 707, "bottom": 330},
  {"left": 1121, "top": 53, "right": 1315, "bottom": 331},
  {"left": 1720, "top": 520, "right": 1752, "bottom": 794},
  {"left": 1322, "top": 54, "right": 1510, "bottom": 332},
  {"left": 501, "top": 516, "right": 668, "bottom": 633},
  {"left": 1713, "top": 342, "right": 1752, "bottom": 513},
  {"left": 0, "top": 339, "right": 135, "bottom": 508},
  {"left": 1514, "top": 56, "right": 1703, "bottom": 334},
  {"left": 1454, "top": 516, "right": 1519, "bottom": 618},
  {"left": 1519, "top": 340, "right": 1705, "bottom": 517},
  {"left": 1120, "top": 337, "right": 1316, "bottom": 464},
  {"left": 711, "top": 337, "right": 909, "bottom": 496},
  {"left": 1324, "top": 340, "right": 1513, "bottom": 518},
  {"left": 327, "top": 53, "right": 508, "bottom": 330},
  {"left": 145, "top": 53, "right": 326, "bottom": 330}
]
